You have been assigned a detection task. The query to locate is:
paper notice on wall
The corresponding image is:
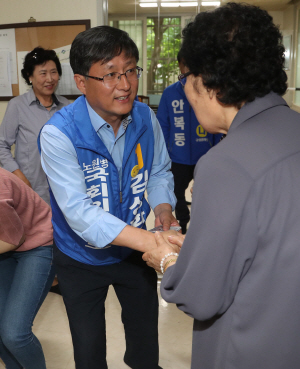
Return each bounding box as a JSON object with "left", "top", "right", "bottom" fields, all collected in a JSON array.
[
  {"left": 0, "top": 50, "right": 12, "bottom": 96},
  {"left": 54, "top": 45, "right": 80, "bottom": 95},
  {"left": 0, "top": 29, "right": 18, "bottom": 84},
  {"left": 54, "top": 45, "right": 71, "bottom": 63},
  {"left": 17, "top": 51, "right": 31, "bottom": 95},
  {"left": 56, "top": 63, "right": 80, "bottom": 95}
]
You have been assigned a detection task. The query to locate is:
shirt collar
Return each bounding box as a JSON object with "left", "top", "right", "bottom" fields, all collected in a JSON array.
[
  {"left": 27, "top": 88, "right": 37, "bottom": 104},
  {"left": 228, "top": 92, "right": 288, "bottom": 135},
  {"left": 27, "top": 87, "right": 62, "bottom": 106},
  {"left": 85, "top": 97, "right": 132, "bottom": 133}
]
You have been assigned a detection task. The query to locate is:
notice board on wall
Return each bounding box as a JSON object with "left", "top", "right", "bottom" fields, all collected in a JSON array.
[{"left": 0, "top": 19, "right": 90, "bottom": 100}]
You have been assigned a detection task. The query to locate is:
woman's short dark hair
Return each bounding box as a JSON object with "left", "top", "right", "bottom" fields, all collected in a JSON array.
[
  {"left": 70, "top": 26, "right": 139, "bottom": 75},
  {"left": 21, "top": 47, "right": 62, "bottom": 85},
  {"left": 181, "top": 2, "right": 287, "bottom": 108},
  {"left": 177, "top": 49, "right": 185, "bottom": 64}
]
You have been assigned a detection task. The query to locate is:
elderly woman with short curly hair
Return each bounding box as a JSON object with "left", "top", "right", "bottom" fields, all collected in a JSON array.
[{"left": 143, "top": 3, "right": 300, "bottom": 369}]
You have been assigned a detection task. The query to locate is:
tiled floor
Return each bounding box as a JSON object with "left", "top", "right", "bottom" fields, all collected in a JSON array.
[
  {"left": 0, "top": 186, "right": 193, "bottom": 369},
  {"left": 0, "top": 284, "right": 193, "bottom": 369}
]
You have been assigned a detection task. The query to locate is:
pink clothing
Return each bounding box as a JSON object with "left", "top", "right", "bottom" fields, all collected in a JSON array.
[{"left": 0, "top": 167, "right": 53, "bottom": 251}]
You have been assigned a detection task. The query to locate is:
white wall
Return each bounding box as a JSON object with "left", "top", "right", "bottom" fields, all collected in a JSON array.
[
  {"left": 235, "top": 7, "right": 298, "bottom": 109},
  {"left": 269, "top": 11, "right": 284, "bottom": 28},
  {"left": 0, "top": 0, "right": 98, "bottom": 26},
  {"left": 282, "top": 4, "right": 299, "bottom": 110},
  {"left": 0, "top": 0, "right": 101, "bottom": 121}
]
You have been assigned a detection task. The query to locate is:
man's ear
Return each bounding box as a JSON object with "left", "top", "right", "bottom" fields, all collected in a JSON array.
[{"left": 74, "top": 74, "right": 87, "bottom": 95}]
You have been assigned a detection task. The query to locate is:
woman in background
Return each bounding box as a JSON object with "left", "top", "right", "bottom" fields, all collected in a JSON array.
[
  {"left": 143, "top": 3, "right": 300, "bottom": 369},
  {"left": 0, "top": 167, "right": 55, "bottom": 369},
  {"left": 0, "top": 47, "right": 69, "bottom": 205}
]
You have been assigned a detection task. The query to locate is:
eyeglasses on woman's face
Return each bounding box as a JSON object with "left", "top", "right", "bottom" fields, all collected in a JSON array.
[
  {"left": 178, "top": 71, "right": 192, "bottom": 87},
  {"left": 81, "top": 66, "right": 143, "bottom": 88}
]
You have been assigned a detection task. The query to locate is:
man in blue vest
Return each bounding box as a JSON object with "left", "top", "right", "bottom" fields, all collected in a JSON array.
[
  {"left": 157, "top": 50, "right": 222, "bottom": 234},
  {"left": 39, "top": 26, "right": 178, "bottom": 369}
]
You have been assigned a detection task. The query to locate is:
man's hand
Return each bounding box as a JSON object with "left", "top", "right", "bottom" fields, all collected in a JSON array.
[
  {"left": 154, "top": 203, "right": 179, "bottom": 231},
  {"left": 143, "top": 232, "right": 178, "bottom": 273}
]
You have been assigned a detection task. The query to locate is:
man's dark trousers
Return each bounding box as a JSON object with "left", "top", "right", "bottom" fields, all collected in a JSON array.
[{"left": 53, "top": 244, "right": 162, "bottom": 369}]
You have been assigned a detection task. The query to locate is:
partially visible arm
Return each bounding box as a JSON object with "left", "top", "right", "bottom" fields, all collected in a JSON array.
[
  {"left": 111, "top": 225, "right": 156, "bottom": 252},
  {"left": 112, "top": 225, "right": 181, "bottom": 254},
  {"left": 154, "top": 203, "right": 179, "bottom": 231},
  {"left": 0, "top": 100, "right": 32, "bottom": 186},
  {"left": 159, "top": 153, "right": 258, "bottom": 321},
  {"left": 156, "top": 91, "right": 171, "bottom": 146},
  {"left": 146, "top": 110, "right": 177, "bottom": 230},
  {"left": 0, "top": 195, "right": 25, "bottom": 253},
  {"left": 0, "top": 233, "right": 25, "bottom": 254},
  {"left": 12, "top": 169, "right": 32, "bottom": 187},
  {"left": 0, "top": 99, "right": 21, "bottom": 173}
]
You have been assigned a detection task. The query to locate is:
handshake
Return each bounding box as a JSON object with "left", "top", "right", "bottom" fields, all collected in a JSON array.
[
  {"left": 148, "top": 225, "right": 183, "bottom": 253},
  {"left": 142, "top": 226, "right": 186, "bottom": 273}
]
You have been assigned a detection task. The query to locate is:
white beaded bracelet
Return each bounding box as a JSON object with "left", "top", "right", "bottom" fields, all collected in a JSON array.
[{"left": 160, "top": 252, "right": 179, "bottom": 274}]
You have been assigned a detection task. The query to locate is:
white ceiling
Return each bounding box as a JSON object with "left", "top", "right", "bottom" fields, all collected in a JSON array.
[{"left": 108, "top": 0, "right": 292, "bottom": 15}]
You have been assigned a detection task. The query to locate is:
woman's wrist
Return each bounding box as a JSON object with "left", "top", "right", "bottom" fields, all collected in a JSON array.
[
  {"left": 163, "top": 258, "right": 177, "bottom": 273},
  {"left": 160, "top": 252, "right": 179, "bottom": 274}
]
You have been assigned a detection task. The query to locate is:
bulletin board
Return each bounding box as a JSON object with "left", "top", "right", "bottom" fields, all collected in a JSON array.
[{"left": 0, "top": 19, "right": 90, "bottom": 101}]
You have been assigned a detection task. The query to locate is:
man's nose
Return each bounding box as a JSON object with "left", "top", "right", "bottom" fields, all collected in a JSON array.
[{"left": 117, "top": 73, "right": 130, "bottom": 89}]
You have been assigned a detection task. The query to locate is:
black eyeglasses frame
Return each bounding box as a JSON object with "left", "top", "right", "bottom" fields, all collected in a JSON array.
[
  {"left": 178, "top": 71, "right": 192, "bottom": 87},
  {"left": 81, "top": 66, "right": 143, "bottom": 85}
]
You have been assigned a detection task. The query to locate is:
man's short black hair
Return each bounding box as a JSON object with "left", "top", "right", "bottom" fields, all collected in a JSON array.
[
  {"left": 180, "top": 2, "right": 287, "bottom": 107},
  {"left": 70, "top": 26, "right": 139, "bottom": 75},
  {"left": 21, "top": 47, "right": 62, "bottom": 86}
]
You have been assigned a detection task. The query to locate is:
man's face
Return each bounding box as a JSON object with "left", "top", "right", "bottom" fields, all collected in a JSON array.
[{"left": 74, "top": 51, "right": 138, "bottom": 125}]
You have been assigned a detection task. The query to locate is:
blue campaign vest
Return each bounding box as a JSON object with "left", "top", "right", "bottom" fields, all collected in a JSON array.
[
  {"left": 157, "top": 81, "right": 222, "bottom": 165},
  {"left": 41, "top": 96, "right": 154, "bottom": 265}
]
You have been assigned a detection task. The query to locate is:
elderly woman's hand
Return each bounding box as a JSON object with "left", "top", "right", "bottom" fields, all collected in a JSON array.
[
  {"left": 143, "top": 232, "right": 179, "bottom": 273},
  {"left": 159, "top": 230, "right": 185, "bottom": 254},
  {"left": 167, "top": 232, "right": 185, "bottom": 249},
  {"left": 159, "top": 229, "right": 179, "bottom": 248}
]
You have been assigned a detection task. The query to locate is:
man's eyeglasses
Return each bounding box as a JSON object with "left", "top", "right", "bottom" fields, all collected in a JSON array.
[
  {"left": 178, "top": 71, "right": 192, "bottom": 87},
  {"left": 82, "top": 66, "right": 143, "bottom": 88}
]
